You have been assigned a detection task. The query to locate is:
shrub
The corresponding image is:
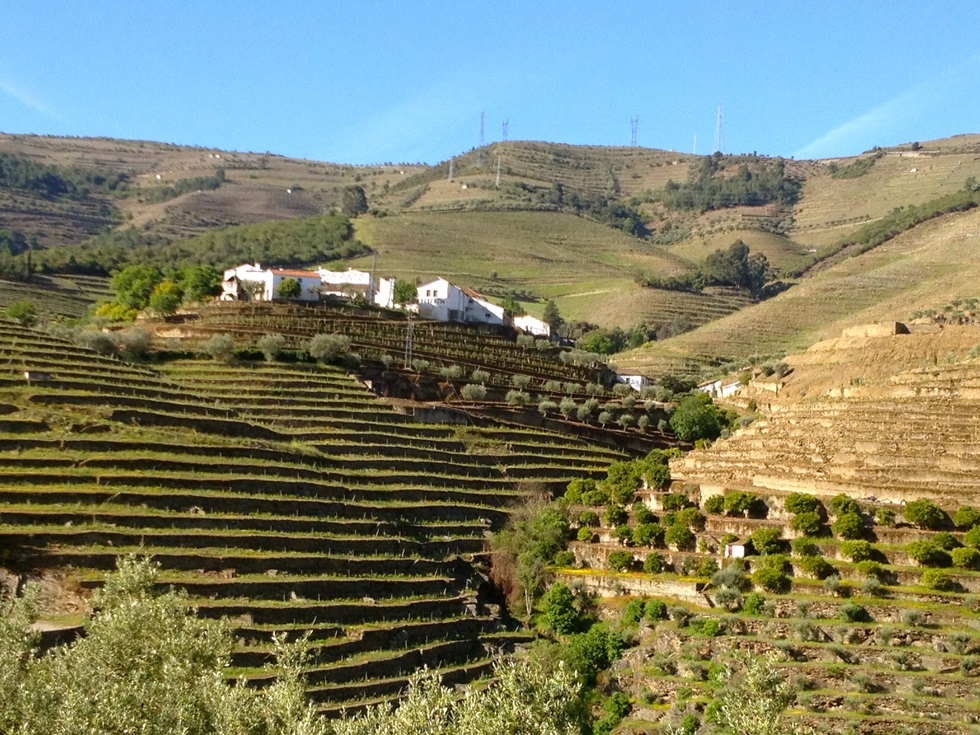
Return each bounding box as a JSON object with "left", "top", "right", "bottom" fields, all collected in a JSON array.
[
  {"left": 828, "top": 494, "right": 860, "bottom": 517},
  {"left": 578, "top": 510, "right": 600, "bottom": 527},
  {"left": 713, "top": 586, "right": 742, "bottom": 610},
  {"left": 742, "top": 592, "right": 766, "bottom": 615},
  {"left": 932, "top": 531, "right": 961, "bottom": 550},
  {"left": 662, "top": 492, "right": 690, "bottom": 511},
  {"left": 902, "top": 499, "right": 947, "bottom": 529},
  {"left": 856, "top": 560, "right": 885, "bottom": 580},
  {"left": 576, "top": 527, "right": 594, "bottom": 542},
  {"left": 840, "top": 540, "right": 875, "bottom": 562},
  {"left": 614, "top": 525, "right": 634, "bottom": 545},
  {"left": 542, "top": 583, "right": 579, "bottom": 635},
  {"left": 954, "top": 505, "right": 980, "bottom": 530},
  {"left": 439, "top": 365, "right": 463, "bottom": 380},
  {"left": 965, "top": 525, "right": 980, "bottom": 548},
  {"left": 622, "top": 598, "right": 645, "bottom": 627},
  {"left": 5, "top": 299, "right": 37, "bottom": 326},
  {"left": 711, "top": 563, "right": 749, "bottom": 591},
  {"left": 607, "top": 551, "right": 634, "bottom": 572},
  {"left": 538, "top": 399, "right": 559, "bottom": 416},
  {"left": 644, "top": 598, "right": 667, "bottom": 620},
  {"left": 470, "top": 369, "right": 491, "bottom": 383},
  {"left": 307, "top": 333, "right": 350, "bottom": 363},
  {"left": 505, "top": 389, "right": 530, "bottom": 406},
  {"left": 785, "top": 493, "right": 821, "bottom": 515},
  {"left": 876, "top": 507, "right": 896, "bottom": 526},
  {"left": 675, "top": 507, "right": 705, "bottom": 530},
  {"left": 823, "top": 575, "right": 843, "bottom": 596},
  {"left": 797, "top": 555, "right": 834, "bottom": 580},
  {"left": 790, "top": 511, "right": 824, "bottom": 537},
  {"left": 633, "top": 505, "right": 656, "bottom": 525},
  {"left": 703, "top": 495, "right": 725, "bottom": 514},
  {"left": 597, "top": 411, "right": 612, "bottom": 427},
  {"left": 643, "top": 463, "right": 671, "bottom": 490},
  {"left": 722, "top": 490, "right": 759, "bottom": 517},
  {"left": 116, "top": 327, "right": 152, "bottom": 359},
  {"left": 831, "top": 512, "right": 865, "bottom": 539},
  {"left": 460, "top": 383, "right": 488, "bottom": 400},
  {"left": 643, "top": 554, "right": 666, "bottom": 574},
  {"left": 839, "top": 602, "right": 871, "bottom": 622},
  {"left": 669, "top": 393, "right": 723, "bottom": 441},
  {"left": 750, "top": 527, "right": 783, "bottom": 555},
  {"left": 201, "top": 333, "right": 235, "bottom": 361},
  {"left": 632, "top": 523, "right": 664, "bottom": 548},
  {"left": 906, "top": 540, "right": 951, "bottom": 567},
  {"left": 951, "top": 547, "right": 980, "bottom": 570},
  {"left": 604, "top": 504, "right": 628, "bottom": 526},
  {"left": 664, "top": 523, "right": 694, "bottom": 550},
  {"left": 511, "top": 373, "right": 532, "bottom": 389},
  {"left": 559, "top": 397, "right": 577, "bottom": 418},
  {"left": 696, "top": 558, "right": 719, "bottom": 578},
  {"left": 791, "top": 538, "right": 820, "bottom": 557},
  {"left": 753, "top": 566, "right": 790, "bottom": 593},
  {"left": 581, "top": 487, "right": 611, "bottom": 506},
  {"left": 255, "top": 333, "right": 285, "bottom": 362},
  {"left": 921, "top": 569, "right": 956, "bottom": 591}
]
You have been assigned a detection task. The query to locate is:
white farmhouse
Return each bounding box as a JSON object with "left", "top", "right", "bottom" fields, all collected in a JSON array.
[
  {"left": 617, "top": 374, "right": 651, "bottom": 392},
  {"left": 513, "top": 314, "right": 551, "bottom": 338},
  {"left": 316, "top": 267, "right": 399, "bottom": 309},
  {"left": 416, "top": 278, "right": 507, "bottom": 325},
  {"left": 220, "top": 263, "right": 320, "bottom": 302},
  {"left": 697, "top": 378, "right": 742, "bottom": 399}
]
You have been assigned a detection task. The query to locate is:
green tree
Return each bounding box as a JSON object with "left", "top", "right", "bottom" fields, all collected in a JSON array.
[
  {"left": 542, "top": 583, "right": 579, "bottom": 635},
  {"left": 543, "top": 300, "right": 563, "bottom": 332},
  {"left": 256, "top": 334, "right": 286, "bottom": 362},
  {"left": 307, "top": 333, "right": 350, "bottom": 363},
  {"left": 276, "top": 277, "right": 302, "bottom": 300},
  {"left": 111, "top": 264, "right": 163, "bottom": 310},
  {"left": 902, "top": 499, "right": 947, "bottom": 529},
  {"left": 393, "top": 279, "right": 417, "bottom": 305},
  {"left": 831, "top": 512, "right": 865, "bottom": 539},
  {"left": 669, "top": 393, "right": 722, "bottom": 442},
  {"left": 148, "top": 280, "right": 184, "bottom": 315},
  {"left": 4, "top": 300, "right": 36, "bottom": 326},
  {"left": 704, "top": 240, "right": 770, "bottom": 294},
  {"left": 709, "top": 653, "right": 795, "bottom": 735},
  {"left": 180, "top": 265, "right": 221, "bottom": 302}
]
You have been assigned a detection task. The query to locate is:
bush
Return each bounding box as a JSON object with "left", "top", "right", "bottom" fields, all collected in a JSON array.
[
  {"left": 116, "top": 327, "right": 152, "bottom": 359},
  {"left": 856, "top": 560, "right": 885, "bottom": 580},
  {"left": 876, "top": 507, "right": 896, "bottom": 526},
  {"left": 633, "top": 505, "right": 656, "bottom": 525},
  {"left": 307, "top": 333, "right": 350, "bottom": 363},
  {"left": 839, "top": 602, "right": 871, "bottom": 623},
  {"left": 559, "top": 397, "right": 577, "bottom": 418},
  {"left": 460, "top": 383, "right": 488, "bottom": 400},
  {"left": 722, "top": 490, "right": 759, "bottom": 517},
  {"left": 951, "top": 547, "right": 980, "bottom": 570},
  {"left": 255, "top": 333, "right": 285, "bottom": 361},
  {"left": 742, "top": 592, "right": 766, "bottom": 615},
  {"left": 828, "top": 494, "right": 860, "bottom": 517},
  {"left": 664, "top": 523, "right": 694, "bottom": 550},
  {"left": 581, "top": 487, "right": 611, "bottom": 506},
  {"left": 607, "top": 551, "right": 634, "bottom": 572},
  {"left": 470, "top": 369, "right": 491, "bottom": 383},
  {"left": 604, "top": 504, "right": 628, "bottom": 526},
  {"left": 840, "top": 540, "right": 875, "bottom": 562},
  {"left": 902, "top": 499, "right": 947, "bottom": 529},
  {"left": 5, "top": 299, "right": 37, "bottom": 326},
  {"left": 511, "top": 373, "right": 532, "bottom": 389},
  {"left": 537, "top": 399, "right": 558, "bottom": 416},
  {"left": 703, "top": 495, "right": 725, "bottom": 514},
  {"left": 932, "top": 531, "right": 961, "bottom": 550},
  {"left": 696, "top": 558, "right": 719, "bottom": 578},
  {"left": 201, "top": 333, "right": 235, "bottom": 361},
  {"left": 753, "top": 566, "right": 790, "bottom": 593},
  {"left": 643, "top": 554, "right": 666, "bottom": 574},
  {"left": 632, "top": 523, "right": 664, "bottom": 548},
  {"left": 954, "top": 505, "right": 980, "bottom": 530},
  {"left": 797, "top": 555, "right": 834, "bottom": 580},
  {"left": 921, "top": 568, "right": 956, "bottom": 591},
  {"left": 614, "top": 525, "right": 634, "bottom": 545},
  {"left": 831, "top": 512, "right": 865, "bottom": 539},
  {"left": 505, "top": 389, "right": 530, "bottom": 406},
  {"left": 750, "top": 527, "right": 783, "bottom": 555},
  {"left": 675, "top": 507, "right": 705, "bottom": 530},
  {"left": 643, "top": 463, "right": 671, "bottom": 490},
  {"left": 542, "top": 583, "right": 579, "bottom": 635},
  {"left": 965, "top": 525, "right": 980, "bottom": 548},
  {"left": 669, "top": 394, "right": 723, "bottom": 442},
  {"left": 790, "top": 511, "right": 824, "bottom": 537},
  {"left": 644, "top": 598, "right": 667, "bottom": 620},
  {"left": 621, "top": 599, "right": 645, "bottom": 627},
  {"left": 662, "top": 492, "right": 690, "bottom": 511},
  {"left": 791, "top": 538, "right": 820, "bottom": 557},
  {"left": 578, "top": 510, "right": 600, "bottom": 527},
  {"left": 784, "top": 492, "right": 821, "bottom": 515},
  {"left": 906, "top": 540, "right": 952, "bottom": 567},
  {"left": 576, "top": 527, "right": 594, "bottom": 542}
]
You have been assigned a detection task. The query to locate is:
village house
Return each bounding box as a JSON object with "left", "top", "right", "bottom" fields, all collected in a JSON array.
[
  {"left": 697, "top": 377, "right": 742, "bottom": 400},
  {"left": 617, "top": 374, "right": 652, "bottom": 392},
  {"left": 416, "top": 278, "right": 507, "bottom": 326},
  {"left": 513, "top": 314, "right": 551, "bottom": 337},
  {"left": 221, "top": 263, "right": 321, "bottom": 302},
  {"left": 316, "top": 267, "right": 398, "bottom": 308}
]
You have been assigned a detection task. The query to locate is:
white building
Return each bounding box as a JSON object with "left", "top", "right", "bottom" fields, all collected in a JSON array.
[
  {"left": 513, "top": 314, "right": 551, "bottom": 338},
  {"left": 698, "top": 378, "right": 743, "bottom": 400},
  {"left": 221, "top": 263, "right": 320, "bottom": 302},
  {"left": 317, "top": 268, "right": 372, "bottom": 301},
  {"left": 617, "top": 374, "right": 652, "bottom": 392},
  {"left": 416, "top": 278, "right": 507, "bottom": 326}
]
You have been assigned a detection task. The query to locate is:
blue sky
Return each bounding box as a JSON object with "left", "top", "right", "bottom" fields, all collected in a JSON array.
[{"left": 1, "top": 2, "right": 978, "bottom": 165}]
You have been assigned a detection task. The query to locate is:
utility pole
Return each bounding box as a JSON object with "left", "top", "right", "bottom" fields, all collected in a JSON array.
[
  {"left": 404, "top": 316, "right": 414, "bottom": 369},
  {"left": 714, "top": 104, "right": 724, "bottom": 154},
  {"left": 630, "top": 117, "right": 639, "bottom": 147},
  {"left": 693, "top": 133, "right": 698, "bottom": 155},
  {"left": 502, "top": 119, "right": 509, "bottom": 141},
  {"left": 495, "top": 155, "right": 501, "bottom": 187},
  {"left": 448, "top": 157, "right": 454, "bottom": 182},
  {"left": 479, "top": 112, "right": 485, "bottom": 147}
]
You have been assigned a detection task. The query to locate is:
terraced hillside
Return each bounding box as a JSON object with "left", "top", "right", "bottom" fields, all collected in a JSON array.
[
  {"left": 0, "top": 317, "right": 628, "bottom": 711},
  {"left": 617, "top": 205, "right": 980, "bottom": 376},
  {"left": 0, "top": 274, "right": 110, "bottom": 321},
  {"left": 550, "top": 326, "right": 980, "bottom": 732}
]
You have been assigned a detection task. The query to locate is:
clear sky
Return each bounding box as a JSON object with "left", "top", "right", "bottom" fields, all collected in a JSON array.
[{"left": 2, "top": 2, "right": 978, "bottom": 165}]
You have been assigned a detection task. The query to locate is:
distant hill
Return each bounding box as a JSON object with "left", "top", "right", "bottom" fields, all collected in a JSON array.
[{"left": 3, "top": 132, "right": 980, "bottom": 372}]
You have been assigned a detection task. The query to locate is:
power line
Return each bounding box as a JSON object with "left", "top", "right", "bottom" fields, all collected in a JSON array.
[{"left": 714, "top": 104, "right": 724, "bottom": 154}]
